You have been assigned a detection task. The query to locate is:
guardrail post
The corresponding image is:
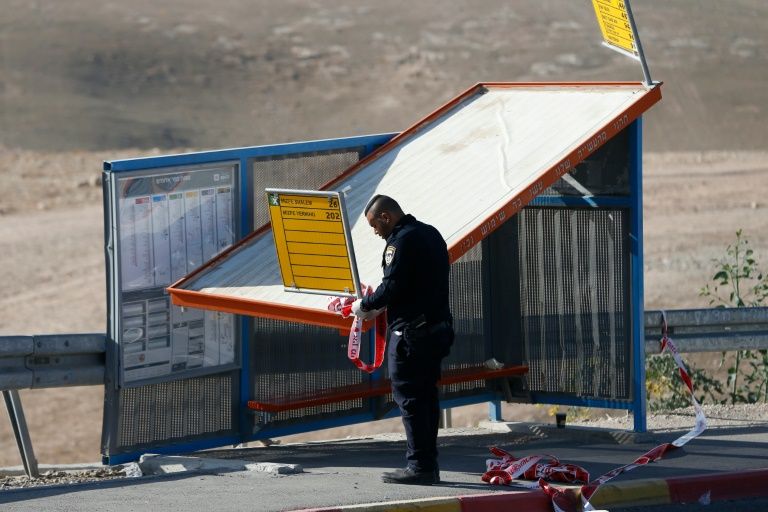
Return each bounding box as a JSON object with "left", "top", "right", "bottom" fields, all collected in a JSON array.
[{"left": 3, "top": 390, "right": 39, "bottom": 478}]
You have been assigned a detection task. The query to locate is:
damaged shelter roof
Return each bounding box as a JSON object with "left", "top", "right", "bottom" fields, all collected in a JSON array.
[{"left": 168, "top": 82, "right": 662, "bottom": 329}]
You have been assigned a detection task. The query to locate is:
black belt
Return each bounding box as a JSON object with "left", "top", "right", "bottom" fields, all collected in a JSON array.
[{"left": 396, "top": 314, "right": 452, "bottom": 336}]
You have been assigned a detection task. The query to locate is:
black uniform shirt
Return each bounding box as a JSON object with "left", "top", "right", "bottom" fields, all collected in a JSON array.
[{"left": 361, "top": 214, "right": 452, "bottom": 331}]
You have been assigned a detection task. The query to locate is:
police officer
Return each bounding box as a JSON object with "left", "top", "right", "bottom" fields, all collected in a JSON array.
[{"left": 352, "top": 195, "right": 454, "bottom": 485}]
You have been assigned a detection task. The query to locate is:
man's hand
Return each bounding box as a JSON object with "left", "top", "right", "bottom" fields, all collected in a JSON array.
[{"left": 351, "top": 299, "right": 381, "bottom": 320}]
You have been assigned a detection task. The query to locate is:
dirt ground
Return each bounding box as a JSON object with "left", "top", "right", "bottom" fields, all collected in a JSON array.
[{"left": 1, "top": 0, "right": 767, "bottom": 467}]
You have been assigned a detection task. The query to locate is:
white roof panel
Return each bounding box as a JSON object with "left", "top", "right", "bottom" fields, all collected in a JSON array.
[{"left": 169, "top": 82, "right": 662, "bottom": 329}]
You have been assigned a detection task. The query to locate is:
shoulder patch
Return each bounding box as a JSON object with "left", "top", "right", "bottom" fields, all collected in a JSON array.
[{"left": 384, "top": 245, "right": 397, "bottom": 266}]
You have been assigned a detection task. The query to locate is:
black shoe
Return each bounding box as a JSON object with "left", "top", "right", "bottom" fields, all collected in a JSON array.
[{"left": 381, "top": 467, "right": 439, "bottom": 485}]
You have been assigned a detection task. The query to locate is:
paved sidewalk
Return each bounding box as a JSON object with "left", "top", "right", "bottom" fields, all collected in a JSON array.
[{"left": 1, "top": 422, "right": 767, "bottom": 511}]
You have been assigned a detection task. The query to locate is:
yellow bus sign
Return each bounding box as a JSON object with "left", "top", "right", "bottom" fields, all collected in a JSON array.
[
  {"left": 591, "top": 0, "right": 652, "bottom": 85},
  {"left": 266, "top": 189, "right": 360, "bottom": 298},
  {"left": 592, "top": 0, "right": 638, "bottom": 57}
]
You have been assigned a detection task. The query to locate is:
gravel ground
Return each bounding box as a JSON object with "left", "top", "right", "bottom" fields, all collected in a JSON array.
[
  {"left": 0, "top": 465, "right": 140, "bottom": 490},
  {"left": 572, "top": 403, "right": 768, "bottom": 432},
  {"left": 2, "top": 404, "right": 766, "bottom": 491}
]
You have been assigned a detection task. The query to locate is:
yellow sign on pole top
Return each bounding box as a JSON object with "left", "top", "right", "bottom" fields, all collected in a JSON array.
[
  {"left": 592, "top": 0, "right": 637, "bottom": 56},
  {"left": 591, "top": 0, "right": 652, "bottom": 85},
  {"left": 266, "top": 189, "right": 361, "bottom": 298}
]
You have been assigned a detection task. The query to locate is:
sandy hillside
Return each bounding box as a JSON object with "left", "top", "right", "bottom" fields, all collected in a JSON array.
[
  {"left": 1, "top": 0, "right": 767, "bottom": 467},
  {"left": 1, "top": 0, "right": 766, "bottom": 153}
]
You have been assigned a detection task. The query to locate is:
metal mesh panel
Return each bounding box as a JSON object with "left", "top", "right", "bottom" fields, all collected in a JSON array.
[
  {"left": 252, "top": 242, "right": 493, "bottom": 426},
  {"left": 518, "top": 207, "right": 630, "bottom": 400},
  {"left": 251, "top": 148, "right": 363, "bottom": 228},
  {"left": 441, "top": 243, "right": 490, "bottom": 395},
  {"left": 116, "top": 373, "right": 234, "bottom": 449},
  {"left": 249, "top": 147, "right": 368, "bottom": 427},
  {"left": 544, "top": 128, "right": 630, "bottom": 197},
  {"left": 251, "top": 318, "right": 367, "bottom": 423}
]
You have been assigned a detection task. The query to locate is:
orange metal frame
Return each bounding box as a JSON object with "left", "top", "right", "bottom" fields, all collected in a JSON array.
[
  {"left": 247, "top": 364, "right": 529, "bottom": 413},
  {"left": 168, "top": 82, "right": 663, "bottom": 330}
]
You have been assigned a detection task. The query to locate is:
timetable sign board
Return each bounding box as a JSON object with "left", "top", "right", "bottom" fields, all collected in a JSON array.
[
  {"left": 591, "top": 0, "right": 640, "bottom": 58},
  {"left": 266, "top": 189, "right": 361, "bottom": 298},
  {"left": 112, "top": 164, "right": 239, "bottom": 386}
]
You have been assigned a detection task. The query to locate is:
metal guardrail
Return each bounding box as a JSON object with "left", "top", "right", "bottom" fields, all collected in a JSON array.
[
  {"left": 0, "top": 333, "right": 105, "bottom": 391},
  {"left": 0, "top": 333, "right": 105, "bottom": 477},
  {"left": 1, "top": 309, "right": 767, "bottom": 391},
  {"left": 644, "top": 307, "right": 768, "bottom": 355}
]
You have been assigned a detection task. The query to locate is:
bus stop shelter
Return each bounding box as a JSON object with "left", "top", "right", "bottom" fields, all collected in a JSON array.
[{"left": 101, "top": 81, "right": 662, "bottom": 464}]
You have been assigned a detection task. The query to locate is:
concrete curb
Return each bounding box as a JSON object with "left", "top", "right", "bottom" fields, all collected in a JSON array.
[
  {"left": 666, "top": 468, "right": 768, "bottom": 505},
  {"left": 293, "top": 468, "right": 768, "bottom": 511},
  {"left": 591, "top": 468, "right": 768, "bottom": 508},
  {"left": 294, "top": 491, "right": 551, "bottom": 512},
  {"left": 138, "top": 454, "right": 303, "bottom": 476}
]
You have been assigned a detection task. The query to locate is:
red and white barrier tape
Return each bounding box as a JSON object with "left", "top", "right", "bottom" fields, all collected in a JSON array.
[
  {"left": 485, "top": 310, "right": 708, "bottom": 512},
  {"left": 483, "top": 447, "right": 589, "bottom": 488},
  {"left": 327, "top": 286, "right": 387, "bottom": 373}
]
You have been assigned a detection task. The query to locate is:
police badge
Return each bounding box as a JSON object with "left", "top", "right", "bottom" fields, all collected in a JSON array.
[{"left": 384, "top": 245, "right": 396, "bottom": 266}]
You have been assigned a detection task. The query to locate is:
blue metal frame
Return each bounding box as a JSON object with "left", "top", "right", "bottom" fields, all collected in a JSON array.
[
  {"left": 104, "top": 434, "right": 242, "bottom": 466},
  {"left": 103, "top": 134, "right": 396, "bottom": 173},
  {"left": 101, "top": 133, "right": 398, "bottom": 461},
  {"left": 523, "top": 119, "right": 645, "bottom": 423},
  {"left": 106, "top": 394, "right": 505, "bottom": 464},
  {"left": 488, "top": 401, "right": 504, "bottom": 421},
  {"left": 629, "top": 118, "right": 647, "bottom": 432},
  {"left": 101, "top": 120, "right": 649, "bottom": 457}
]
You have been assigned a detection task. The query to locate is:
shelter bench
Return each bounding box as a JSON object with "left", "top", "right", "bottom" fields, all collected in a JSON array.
[{"left": 247, "top": 364, "right": 528, "bottom": 413}]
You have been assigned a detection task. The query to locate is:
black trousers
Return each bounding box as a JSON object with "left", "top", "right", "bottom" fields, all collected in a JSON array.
[{"left": 388, "top": 327, "right": 452, "bottom": 472}]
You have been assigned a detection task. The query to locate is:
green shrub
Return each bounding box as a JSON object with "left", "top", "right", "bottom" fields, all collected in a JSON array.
[{"left": 647, "top": 230, "right": 768, "bottom": 410}]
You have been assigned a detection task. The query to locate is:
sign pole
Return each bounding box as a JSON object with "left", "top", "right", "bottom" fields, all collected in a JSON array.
[
  {"left": 339, "top": 191, "right": 364, "bottom": 300},
  {"left": 624, "top": 0, "right": 652, "bottom": 86}
]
